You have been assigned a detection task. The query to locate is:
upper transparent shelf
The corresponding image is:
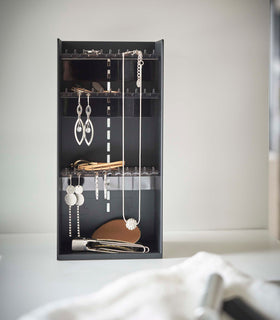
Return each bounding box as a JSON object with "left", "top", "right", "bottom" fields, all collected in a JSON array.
[
  {"left": 60, "top": 90, "right": 160, "bottom": 100},
  {"left": 60, "top": 51, "right": 160, "bottom": 61}
]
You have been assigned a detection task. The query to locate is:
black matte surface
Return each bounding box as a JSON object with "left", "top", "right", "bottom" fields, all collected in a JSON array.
[{"left": 57, "top": 39, "right": 164, "bottom": 260}]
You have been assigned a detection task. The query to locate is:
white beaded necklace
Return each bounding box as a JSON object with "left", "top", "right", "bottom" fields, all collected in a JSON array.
[{"left": 122, "top": 50, "right": 144, "bottom": 230}]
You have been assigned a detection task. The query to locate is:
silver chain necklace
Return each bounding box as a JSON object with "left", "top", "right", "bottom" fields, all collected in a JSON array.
[{"left": 122, "top": 50, "right": 144, "bottom": 230}]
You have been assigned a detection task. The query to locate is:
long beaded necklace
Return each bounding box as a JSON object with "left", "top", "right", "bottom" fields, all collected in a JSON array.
[{"left": 122, "top": 50, "right": 144, "bottom": 230}]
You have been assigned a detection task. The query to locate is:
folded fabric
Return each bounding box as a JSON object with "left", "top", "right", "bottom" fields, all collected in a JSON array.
[{"left": 19, "top": 252, "right": 280, "bottom": 320}]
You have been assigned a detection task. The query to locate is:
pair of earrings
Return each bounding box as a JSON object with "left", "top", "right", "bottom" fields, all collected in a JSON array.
[
  {"left": 65, "top": 174, "right": 84, "bottom": 238},
  {"left": 74, "top": 91, "right": 94, "bottom": 146}
]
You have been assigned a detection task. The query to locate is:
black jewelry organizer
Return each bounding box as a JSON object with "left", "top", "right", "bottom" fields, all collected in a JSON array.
[{"left": 57, "top": 40, "right": 164, "bottom": 260}]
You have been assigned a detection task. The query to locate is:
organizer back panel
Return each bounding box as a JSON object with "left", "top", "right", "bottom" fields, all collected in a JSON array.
[
  {"left": 60, "top": 117, "right": 160, "bottom": 168},
  {"left": 58, "top": 40, "right": 163, "bottom": 260}
]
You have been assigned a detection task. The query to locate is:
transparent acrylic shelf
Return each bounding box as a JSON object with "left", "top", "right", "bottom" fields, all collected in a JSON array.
[
  {"left": 60, "top": 52, "right": 159, "bottom": 61},
  {"left": 60, "top": 167, "right": 160, "bottom": 191},
  {"left": 60, "top": 91, "right": 160, "bottom": 100}
]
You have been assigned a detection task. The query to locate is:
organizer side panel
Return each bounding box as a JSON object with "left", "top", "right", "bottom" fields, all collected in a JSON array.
[
  {"left": 57, "top": 39, "right": 62, "bottom": 259},
  {"left": 155, "top": 39, "right": 164, "bottom": 256}
]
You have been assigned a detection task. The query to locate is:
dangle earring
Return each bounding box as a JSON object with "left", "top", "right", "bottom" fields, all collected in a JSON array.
[
  {"left": 75, "top": 173, "right": 84, "bottom": 238},
  {"left": 65, "top": 175, "right": 77, "bottom": 237},
  {"left": 74, "top": 91, "right": 85, "bottom": 145},
  {"left": 84, "top": 93, "right": 94, "bottom": 146}
]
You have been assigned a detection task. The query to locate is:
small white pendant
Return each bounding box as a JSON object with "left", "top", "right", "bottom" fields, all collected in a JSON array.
[{"left": 126, "top": 218, "right": 137, "bottom": 230}]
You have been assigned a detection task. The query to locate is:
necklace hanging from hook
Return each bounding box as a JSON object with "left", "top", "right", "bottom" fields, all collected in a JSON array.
[{"left": 122, "top": 50, "right": 144, "bottom": 231}]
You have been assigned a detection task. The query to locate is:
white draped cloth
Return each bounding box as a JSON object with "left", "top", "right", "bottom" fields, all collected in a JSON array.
[{"left": 19, "top": 252, "right": 280, "bottom": 320}]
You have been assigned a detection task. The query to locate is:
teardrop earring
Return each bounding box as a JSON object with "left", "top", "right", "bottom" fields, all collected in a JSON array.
[
  {"left": 74, "top": 91, "right": 85, "bottom": 145},
  {"left": 84, "top": 93, "right": 94, "bottom": 146}
]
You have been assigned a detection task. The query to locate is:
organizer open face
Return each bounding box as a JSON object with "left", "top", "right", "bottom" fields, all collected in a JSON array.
[{"left": 57, "top": 40, "right": 163, "bottom": 260}]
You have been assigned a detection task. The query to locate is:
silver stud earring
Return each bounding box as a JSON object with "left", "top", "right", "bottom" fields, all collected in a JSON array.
[
  {"left": 74, "top": 91, "right": 85, "bottom": 145},
  {"left": 84, "top": 93, "right": 94, "bottom": 146},
  {"left": 75, "top": 174, "right": 84, "bottom": 238},
  {"left": 65, "top": 175, "right": 77, "bottom": 237}
]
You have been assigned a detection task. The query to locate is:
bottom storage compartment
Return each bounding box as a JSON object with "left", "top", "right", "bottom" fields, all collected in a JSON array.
[{"left": 58, "top": 190, "right": 162, "bottom": 260}]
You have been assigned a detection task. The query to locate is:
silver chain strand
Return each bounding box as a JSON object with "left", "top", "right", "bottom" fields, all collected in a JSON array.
[
  {"left": 122, "top": 50, "right": 144, "bottom": 227},
  {"left": 68, "top": 175, "right": 72, "bottom": 238},
  {"left": 67, "top": 174, "right": 74, "bottom": 237},
  {"left": 69, "top": 205, "right": 72, "bottom": 237},
  {"left": 77, "top": 206, "right": 80, "bottom": 238},
  {"left": 76, "top": 174, "right": 82, "bottom": 238},
  {"left": 68, "top": 175, "right": 72, "bottom": 237}
]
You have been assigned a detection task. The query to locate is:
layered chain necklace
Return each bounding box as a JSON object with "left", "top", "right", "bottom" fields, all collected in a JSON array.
[{"left": 122, "top": 50, "right": 144, "bottom": 230}]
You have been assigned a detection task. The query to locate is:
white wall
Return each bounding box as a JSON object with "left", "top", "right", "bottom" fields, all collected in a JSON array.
[{"left": 0, "top": 0, "right": 269, "bottom": 233}]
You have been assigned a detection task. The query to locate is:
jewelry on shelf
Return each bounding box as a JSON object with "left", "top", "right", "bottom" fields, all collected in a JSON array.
[
  {"left": 66, "top": 174, "right": 75, "bottom": 194},
  {"left": 64, "top": 175, "right": 77, "bottom": 237},
  {"left": 75, "top": 173, "right": 84, "bottom": 195},
  {"left": 58, "top": 42, "right": 164, "bottom": 260},
  {"left": 71, "top": 159, "right": 124, "bottom": 203},
  {"left": 75, "top": 174, "right": 84, "bottom": 238},
  {"left": 72, "top": 87, "right": 91, "bottom": 95},
  {"left": 91, "top": 219, "right": 141, "bottom": 243},
  {"left": 74, "top": 91, "right": 85, "bottom": 145},
  {"left": 92, "top": 82, "right": 104, "bottom": 93},
  {"left": 84, "top": 93, "right": 94, "bottom": 146},
  {"left": 74, "top": 160, "right": 124, "bottom": 171},
  {"left": 122, "top": 50, "right": 144, "bottom": 230},
  {"left": 72, "top": 238, "right": 150, "bottom": 253},
  {"left": 95, "top": 172, "right": 99, "bottom": 200},
  {"left": 83, "top": 49, "right": 102, "bottom": 55}
]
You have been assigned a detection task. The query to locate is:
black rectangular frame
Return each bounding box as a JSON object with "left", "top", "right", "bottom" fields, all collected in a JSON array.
[{"left": 57, "top": 39, "right": 164, "bottom": 260}]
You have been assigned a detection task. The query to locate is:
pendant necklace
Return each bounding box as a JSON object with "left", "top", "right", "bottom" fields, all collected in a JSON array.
[{"left": 122, "top": 50, "right": 144, "bottom": 230}]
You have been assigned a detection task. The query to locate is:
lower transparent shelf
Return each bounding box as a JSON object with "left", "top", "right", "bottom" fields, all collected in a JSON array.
[{"left": 60, "top": 167, "right": 160, "bottom": 191}]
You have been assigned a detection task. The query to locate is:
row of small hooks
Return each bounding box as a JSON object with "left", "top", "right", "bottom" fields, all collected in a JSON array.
[
  {"left": 61, "top": 87, "right": 158, "bottom": 96},
  {"left": 62, "top": 166, "right": 159, "bottom": 177},
  {"left": 62, "top": 48, "right": 156, "bottom": 57}
]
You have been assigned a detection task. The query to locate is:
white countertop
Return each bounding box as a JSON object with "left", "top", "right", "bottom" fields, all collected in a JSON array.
[{"left": 0, "top": 230, "right": 280, "bottom": 320}]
